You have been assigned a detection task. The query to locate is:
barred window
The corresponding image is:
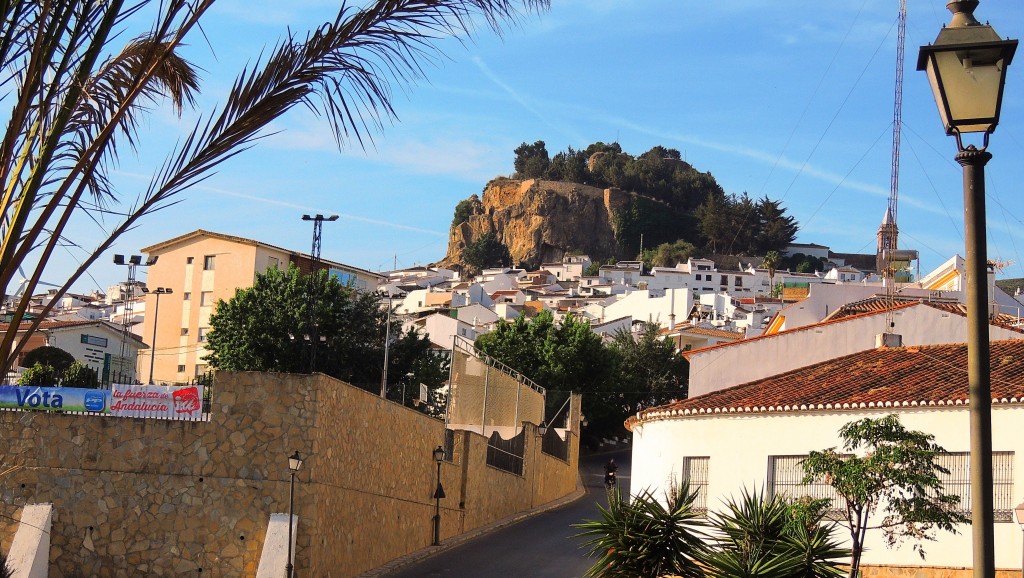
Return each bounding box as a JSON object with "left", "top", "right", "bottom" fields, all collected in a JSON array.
[
  {"left": 768, "top": 455, "right": 846, "bottom": 519},
  {"left": 934, "top": 452, "right": 1014, "bottom": 522},
  {"left": 682, "top": 457, "right": 709, "bottom": 516}
]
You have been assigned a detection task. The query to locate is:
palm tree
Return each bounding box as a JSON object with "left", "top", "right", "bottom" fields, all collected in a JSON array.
[
  {"left": 0, "top": 0, "right": 548, "bottom": 375},
  {"left": 762, "top": 251, "right": 780, "bottom": 298}
]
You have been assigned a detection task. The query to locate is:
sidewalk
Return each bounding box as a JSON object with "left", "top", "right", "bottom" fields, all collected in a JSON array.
[{"left": 356, "top": 473, "right": 588, "bottom": 578}]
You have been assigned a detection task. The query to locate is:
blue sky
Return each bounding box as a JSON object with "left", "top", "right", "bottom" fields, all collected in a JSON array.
[{"left": 50, "top": 0, "right": 1024, "bottom": 293}]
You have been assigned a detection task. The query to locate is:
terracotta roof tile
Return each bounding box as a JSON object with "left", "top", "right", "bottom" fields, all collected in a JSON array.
[{"left": 634, "top": 340, "right": 1024, "bottom": 427}]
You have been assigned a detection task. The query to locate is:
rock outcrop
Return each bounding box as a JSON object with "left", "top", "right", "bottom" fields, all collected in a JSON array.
[{"left": 442, "top": 178, "right": 631, "bottom": 269}]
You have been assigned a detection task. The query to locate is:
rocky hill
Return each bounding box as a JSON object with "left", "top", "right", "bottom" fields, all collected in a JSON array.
[
  {"left": 440, "top": 141, "right": 799, "bottom": 271},
  {"left": 441, "top": 178, "right": 634, "bottom": 269}
]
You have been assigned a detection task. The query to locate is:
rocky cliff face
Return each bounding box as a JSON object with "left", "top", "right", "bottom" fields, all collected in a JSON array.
[{"left": 442, "top": 178, "right": 630, "bottom": 269}]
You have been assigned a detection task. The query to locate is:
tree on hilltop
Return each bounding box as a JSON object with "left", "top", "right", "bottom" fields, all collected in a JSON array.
[
  {"left": 513, "top": 140, "right": 551, "bottom": 179},
  {"left": 463, "top": 232, "right": 512, "bottom": 273}
]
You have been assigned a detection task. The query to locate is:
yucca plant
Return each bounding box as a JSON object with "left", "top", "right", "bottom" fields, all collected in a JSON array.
[
  {"left": 703, "top": 489, "right": 848, "bottom": 578},
  {"left": 0, "top": 0, "right": 548, "bottom": 375},
  {"left": 575, "top": 482, "right": 708, "bottom": 578}
]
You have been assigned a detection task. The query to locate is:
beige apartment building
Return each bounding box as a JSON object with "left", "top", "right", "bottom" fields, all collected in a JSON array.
[{"left": 138, "top": 230, "right": 384, "bottom": 384}]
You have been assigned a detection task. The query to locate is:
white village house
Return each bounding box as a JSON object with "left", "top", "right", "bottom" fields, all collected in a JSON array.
[{"left": 628, "top": 339, "right": 1024, "bottom": 573}]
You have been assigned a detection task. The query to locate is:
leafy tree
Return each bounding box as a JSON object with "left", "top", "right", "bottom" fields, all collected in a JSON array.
[
  {"left": 546, "top": 146, "right": 588, "bottom": 183},
  {"left": 474, "top": 310, "right": 617, "bottom": 431},
  {"left": 18, "top": 363, "right": 59, "bottom": 387},
  {"left": 755, "top": 197, "right": 798, "bottom": 253},
  {"left": 62, "top": 362, "right": 100, "bottom": 388},
  {"left": 576, "top": 483, "right": 708, "bottom": 578},
  {"left": 513, "top": 140, "right": 551, "bottom": 178},
  {"left": 205, "top": 265, "right": 444, "bottom": 396},
  {"left": 0, "top": 0, "right": 549, "bottom": 378},
  {"left": 607, "top": 323, "right": 688, "bottom": 413},
  {"left": 22, "top": 347, "right": 76, "bottom": 374},
  {"left": 463, "top": 232, "right": 512, "bottom": 273},
  {"left": 384, "top": 328, "right": 451, "bottom": 410},
  {"left": 697, "top": 193, "right": 731, "bottom": 254},
  {"left": 451, "top": 196, "right": 477, "bottom": 227},
  {"left": 643, "top": 239, "right": 697, "bottom": 269},
  {"left": 781, "top": 253, "right": 828, "bottom": 275},
  {"left": 801, "top": 414, "right": 970, "bottom": 578}
]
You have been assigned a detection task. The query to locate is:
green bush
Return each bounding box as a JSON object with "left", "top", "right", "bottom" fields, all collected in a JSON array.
[
  {"left": 62, "top": 361, "right": 99, "bottom": 388},
  {"left": 18, "top": 362, "right": 59, "bottom": 387},
  {"left": 22, "top": 346, "right": 74, "bottom": 373}
]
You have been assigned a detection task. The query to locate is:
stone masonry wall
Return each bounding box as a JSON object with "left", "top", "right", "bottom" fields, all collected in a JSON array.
[{"left": 0, "top": 372, "right": 579, "bottom": 577}]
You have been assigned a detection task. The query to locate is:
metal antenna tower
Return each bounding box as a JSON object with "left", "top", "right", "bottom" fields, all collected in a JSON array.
[
  {"left": 301, "top": 214, "right": 339, "bottom": 373},
  {"left": 113, "top": 254, "right": 157, "bottom": 382},
  {"left": 883, "top": 0, "right": 907, "bottom": 331}
]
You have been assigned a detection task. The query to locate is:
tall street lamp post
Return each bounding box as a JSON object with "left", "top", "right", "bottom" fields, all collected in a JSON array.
[
  {"left": 432, "top": 446, "right": 446, "bottom": 546},
  {"left": 917, "top": 2, "right": 1016, "bottom": 575},
  {"left": 142, "top": 287, "right": 172, "bottom": 384},
  {"left": 286, "top": 451, "right": 303, "bottom": 578}
]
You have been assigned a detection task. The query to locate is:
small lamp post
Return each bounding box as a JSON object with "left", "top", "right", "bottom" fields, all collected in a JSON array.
[
  {"left": 141, "top": 287, "right": 172, "bottom": 384},
  {"left": 286, "top": 451, "right": 303, "bottom": 578},
  {"left": 917, "top": 2, "right": 1016, "bottom": 575},
  {"left": 538, "top": 422, "right": 548, "bottom": 437},
  {"left": 1015, "top": 501, "right": 1024, "bottom": 577},
  {"left": 432, "top": 446, "right": 446, "bottom": 546}
]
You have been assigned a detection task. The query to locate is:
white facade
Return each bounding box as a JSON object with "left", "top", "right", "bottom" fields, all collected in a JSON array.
[
  {"left": 687, "top": 303, "right": 1024, "bottom": 397},
  {"left": 630, "top": 405, "right": 1024, "bottom": 570},
  {"left": 410, "top": 313, "right": 476, "bottom": 349},
  {"left": 600, "top": 288, "right": 694, "bottom": 330},
  {"left": 43, "top": 321, "right": 146, "bottom": 377}
]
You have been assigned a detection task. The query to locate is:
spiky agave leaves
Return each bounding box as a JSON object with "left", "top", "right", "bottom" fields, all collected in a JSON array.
[
  {"left": 575, "top": 483, "right": 708, "bottom": 578},
  {"left": 703, "top": 488, "right": 848, "bottom": 578}
]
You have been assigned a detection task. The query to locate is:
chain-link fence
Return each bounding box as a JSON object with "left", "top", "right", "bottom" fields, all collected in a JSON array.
[{"left": 445, "top": 336, "right": 545, "bottom": 437}]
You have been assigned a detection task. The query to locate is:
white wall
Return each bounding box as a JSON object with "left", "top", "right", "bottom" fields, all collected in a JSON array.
[
  {"left": 602, "top": 288, "right": 693, "bottom": 329},
  {"left": 688, "top": 305, "right": 1024, "bottom": 397},
  {"left": 630, "top": 405, "right": 1024, "bottom": 570}
]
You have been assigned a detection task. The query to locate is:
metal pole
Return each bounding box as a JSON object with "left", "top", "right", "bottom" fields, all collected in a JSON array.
[
  {"left": 148, "top": 291, "right": 161, "bottom": 384},
  {"left": 481, "top": 364, "right": 490, "bottom": 437},
  {"left": 432, "top": 459, "right": 442, "bottom": 546},
  {"left": 287, "top": 470, "right": 295, "bottom": 578},
  {"left": 381, "top": 293, "right": 392, "bottom": 398},
  {"left": 958, "top": 145, "right": 995, "bottom": 578}
]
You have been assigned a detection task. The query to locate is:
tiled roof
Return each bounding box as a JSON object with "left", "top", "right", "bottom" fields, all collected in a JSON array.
[
  {"left": 632, "top": 340, "right": 1024, "bottom": 428},
  {"left": 825, "top": 298, "right": 1024, "bottom": 333},
  {"left": 674, "top": 326, "right": 745, "bottom": 340}
]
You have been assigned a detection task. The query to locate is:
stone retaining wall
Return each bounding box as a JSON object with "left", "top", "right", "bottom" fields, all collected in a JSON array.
[{"left": 0, "top": 371, "right": 580, "bottom": 577}]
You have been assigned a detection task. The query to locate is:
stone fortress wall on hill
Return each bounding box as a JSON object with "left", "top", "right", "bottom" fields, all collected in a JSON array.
[{"left": 0, "top": 371, "right": 579, "bottom": 577}]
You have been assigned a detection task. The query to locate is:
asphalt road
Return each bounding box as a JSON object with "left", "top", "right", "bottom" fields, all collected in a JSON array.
[{"left": 382, "top": 448, "right": 631, "bottom": 578}]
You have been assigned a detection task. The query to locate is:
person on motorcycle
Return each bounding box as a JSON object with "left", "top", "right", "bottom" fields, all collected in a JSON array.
[{"left": 604, "top": 459, "right": 618, "bottom": 487}]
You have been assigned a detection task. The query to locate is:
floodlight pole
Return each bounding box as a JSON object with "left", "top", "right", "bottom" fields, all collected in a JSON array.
[{"left": 301, "top": 214, "right": 338, "bottom": 373}]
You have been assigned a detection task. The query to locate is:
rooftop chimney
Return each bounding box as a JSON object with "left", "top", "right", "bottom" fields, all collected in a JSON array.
[{"left": 876, "top": 333, "right": 903, "bottom": 348}]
